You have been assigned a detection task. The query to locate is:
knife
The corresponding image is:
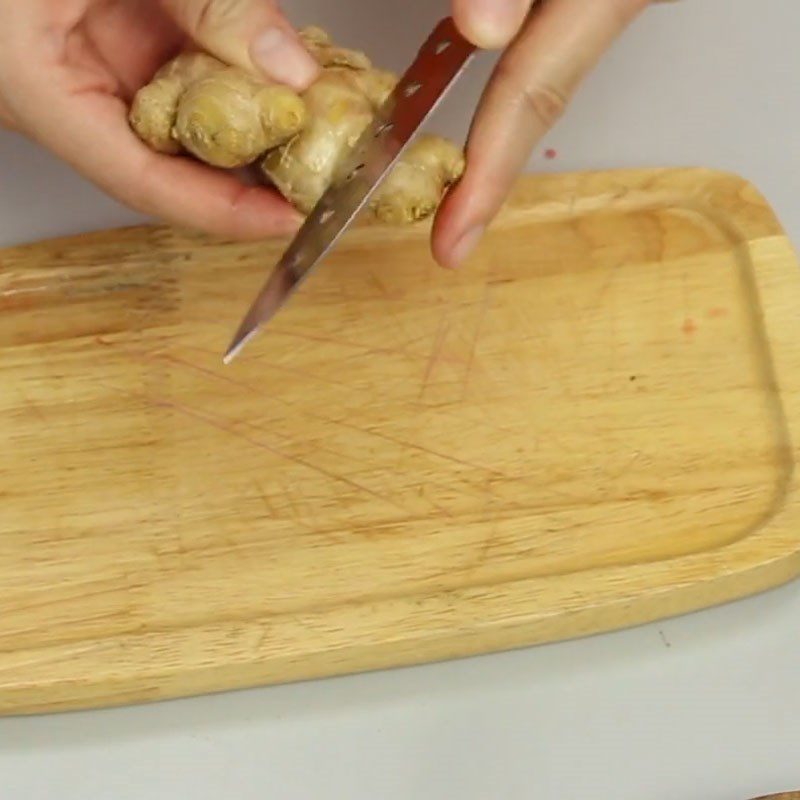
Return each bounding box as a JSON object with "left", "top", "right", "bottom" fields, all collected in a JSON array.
[{"left": 223, "top": 16, "right": 477, "bottom": 365}]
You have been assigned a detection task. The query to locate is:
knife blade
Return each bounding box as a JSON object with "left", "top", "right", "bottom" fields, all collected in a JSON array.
[{"left": 223, "top": 17, "right": 476, "bottom": 364}]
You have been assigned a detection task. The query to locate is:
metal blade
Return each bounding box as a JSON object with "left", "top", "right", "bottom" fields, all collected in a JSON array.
[{"left": 223, "top": 17, "right": 476, "bottom": 364}]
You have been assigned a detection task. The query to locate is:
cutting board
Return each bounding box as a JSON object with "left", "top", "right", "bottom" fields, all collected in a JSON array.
[{"left": 2, "top": 168, "right": 800, "bottom": 716}]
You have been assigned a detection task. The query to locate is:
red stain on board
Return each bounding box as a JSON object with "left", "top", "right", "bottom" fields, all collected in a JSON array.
[
  {"left": 544, "top": 148, "right": 558, "bottom": 160},
  {"left": 707, "top": 307, "right": 728, "bottom": 319},
  {"left": 682, "top": 318, "right": 697, "bottom": 335}
]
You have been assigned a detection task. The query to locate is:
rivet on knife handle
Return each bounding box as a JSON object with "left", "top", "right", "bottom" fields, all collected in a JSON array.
[{"left": 223, "top": 17, "right": 477, "bottom": 365}]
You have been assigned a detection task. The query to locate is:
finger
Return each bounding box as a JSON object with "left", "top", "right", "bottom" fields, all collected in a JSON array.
[
  {"left": 452, "top": 0, "right": 536, "bottom": 49},
  {"left": 19, "top": 88, "right": 301, "bottom": 240},
  {"left": 161, "top": 0, "right": 320, "bottom": 90},
  {"left": 433, "top": 0, "right": 649, "bottom": 269}
]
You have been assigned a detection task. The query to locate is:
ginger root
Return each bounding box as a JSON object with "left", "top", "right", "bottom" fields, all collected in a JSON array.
[
  {"left": 129, "top": 53, "right": 222, "bottom": 156},
  {"left": 129, "top": 27, "right": 464, "bottom": 224},
  {"left": 129, "top": 52, "right": 306, "bottom": 168},
  {"left": 370, "top": 135, "right": 465, "bottom": 224}
]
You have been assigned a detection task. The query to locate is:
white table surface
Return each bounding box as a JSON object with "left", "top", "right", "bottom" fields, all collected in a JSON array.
[{"left": 2, "top": 1, "right": 800, "bottom": 798}]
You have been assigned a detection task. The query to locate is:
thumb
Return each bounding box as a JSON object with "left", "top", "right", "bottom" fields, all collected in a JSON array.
[{"left": 161, "top": 0, "right": 320, "bottom": 90}]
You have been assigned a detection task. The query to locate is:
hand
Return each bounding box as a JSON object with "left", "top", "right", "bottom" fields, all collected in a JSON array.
[
  {"left": 432, "top": 0, "right": 651, "bottom": 268},
  {"left": 0, "top": 0, "right": 319, "bottom": 240}
]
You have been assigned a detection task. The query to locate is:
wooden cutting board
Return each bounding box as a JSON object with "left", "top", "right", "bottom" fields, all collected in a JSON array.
[{"left": 2, "top": 168, "right": 800, "bottom": 716}]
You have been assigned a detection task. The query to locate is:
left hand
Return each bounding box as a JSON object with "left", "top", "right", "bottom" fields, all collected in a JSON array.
[
  {"left": 432, "top": 0, "right": 651, "bottom": 269},
  {"left": 0, "top": 0, "right": 319, "bottom": 241}
]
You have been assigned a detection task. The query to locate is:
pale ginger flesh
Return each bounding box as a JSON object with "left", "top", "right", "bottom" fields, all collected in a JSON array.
[{"left": 129, "top": 27, "right": 465, "bottom": 224}]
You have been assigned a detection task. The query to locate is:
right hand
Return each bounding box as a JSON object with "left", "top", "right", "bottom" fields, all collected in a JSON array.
[{"left": 433, "top": 0, "right": 651, "bottom": 269}]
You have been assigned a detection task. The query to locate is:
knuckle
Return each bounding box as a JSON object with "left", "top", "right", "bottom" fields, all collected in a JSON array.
[
  {"left": 519, "top": 79, "right": 569, "bottom": 130},
  {"left": 493, "top": 61, "right": 570, "bottom": 131},
  {"left": 524, "top": 82, "right": 569, "bottom": 128}
]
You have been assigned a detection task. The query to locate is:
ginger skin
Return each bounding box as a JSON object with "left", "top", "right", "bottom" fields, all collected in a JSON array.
[
  {"left": 371, "top": 135, "right": 465, "bottom": 224},
  {"left": 129, "top": 53, "right": 222, "bottom": 156},
  {"left": 129, "top": 27, "right": 464, "bottom": 224},
  {"left": 129, "top": 52, "right": 306, "bottom": 168},
  {"left": 260, "top": 65, "right": 391, "bottom": 215},
  {"left": 176, "top": 68, "right": 307, "bottom": 168}
]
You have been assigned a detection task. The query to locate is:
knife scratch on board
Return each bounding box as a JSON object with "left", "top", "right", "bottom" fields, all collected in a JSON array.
[
  {"left": 471, "top": 484, "right": 501, "bottom": 572},
  {"left": 271, "top": 326, "right": 427, "bottom": 362},
  {"left": 118, "top": 341, "right": 373, "bottom": 470},
  {"left": 460, "top": 288, "right": 493, "bottom": 402},
  {"left": 419, "top": 317, "right": 451, "bottom": 400},
  {"left": 95, "top": 379, "right": 405, "bottom": 511},
  {"left": 181, "top": 343, "right": 351, "bottom": 390},
  {"left": 253, "top": 481, "right": 276, "bottom": 520}
]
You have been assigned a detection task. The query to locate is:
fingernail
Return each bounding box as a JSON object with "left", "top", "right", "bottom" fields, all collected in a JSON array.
[
  {"left": 451, "top": 225, "right": 485, "bottom": 268},
  {"left": 251, "top": 27, "right": 319, "bottom": 90},
  {"left": 465, "top": 0, "right": 522, "bottom": 48}
]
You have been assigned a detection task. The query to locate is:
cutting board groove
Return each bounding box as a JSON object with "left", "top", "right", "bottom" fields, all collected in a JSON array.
[{"left": 2, "top": 168, "right": 800, "bottom": 715}]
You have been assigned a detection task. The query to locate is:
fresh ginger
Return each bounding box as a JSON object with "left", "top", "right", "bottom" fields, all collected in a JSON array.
[
  {"left": 129, "top": 26, "right": 464, "bottom": 224},
  {"left": 129, "top": 52, "right": 307, "bottom": 169},
  {"left": 370, "top": 135, "right": 465, "bottom": 224},
  {"left": 129, "top": 52, "right": 222, "bottom": 156}
]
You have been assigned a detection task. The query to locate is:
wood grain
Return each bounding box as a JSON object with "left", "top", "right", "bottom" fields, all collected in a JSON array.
[{"left": 2, "top": 168, "right": 800, "bottom": 715}]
